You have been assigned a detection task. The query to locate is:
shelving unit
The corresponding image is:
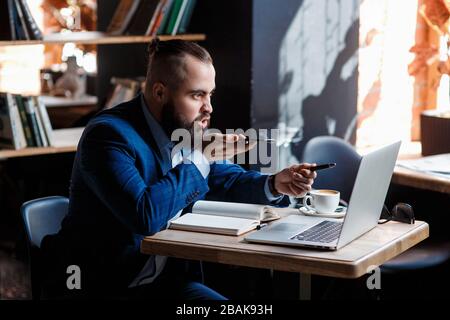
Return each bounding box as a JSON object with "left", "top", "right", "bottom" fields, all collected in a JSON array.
[
  {"left": 0, "top": 31, "right": 206, "bottom": 46},
  {"left": 0, "top": 127, "right": 84, "bottom": 160},
  {"left": 40, "top": 95, "right": 98, "bottom": 108},
  {"left": 0, "top": 31, "right": 206, "bottom": 157}
]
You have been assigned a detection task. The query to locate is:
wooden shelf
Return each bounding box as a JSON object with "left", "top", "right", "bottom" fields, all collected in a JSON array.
[
  {"left": 0, "top": 127, "right": 84, "bottom": 160},
  {"left": 0, "top": 31, "right": 206, "bottom": 46},
  {"left": 40, "top": 95, "right": 98, "bottom": 108}
]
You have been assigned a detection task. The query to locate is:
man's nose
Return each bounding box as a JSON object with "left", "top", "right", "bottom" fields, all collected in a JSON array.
[{"left": 201, "top": 99, "right": 213, "bottom": 114}]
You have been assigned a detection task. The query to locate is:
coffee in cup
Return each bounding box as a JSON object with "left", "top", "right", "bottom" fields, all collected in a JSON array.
[{"left": 302, "top": 189, "right": 340, "bottom": 214}]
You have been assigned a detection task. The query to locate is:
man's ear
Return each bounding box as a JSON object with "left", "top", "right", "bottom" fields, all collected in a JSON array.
[{"left": 152, "top": 82, "right": 167, "bottom": 103}]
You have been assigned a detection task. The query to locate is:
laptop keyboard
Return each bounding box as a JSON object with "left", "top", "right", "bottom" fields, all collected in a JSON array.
[{"left": 290, "top": 220, "right": 343, "bottom": 243}]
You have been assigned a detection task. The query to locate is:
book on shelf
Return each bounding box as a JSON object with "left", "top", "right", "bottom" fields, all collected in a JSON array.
[
  {"left": 0, "top": 93, "right": 27, "bottom": 150},
  {"left": 125, "top": 0, "right": 161, "bottom": 36},
  {"left": 106, "top": 0, "right": 196, "bottom": 36},
  {"left": 0, "top": 93, "right": 53, "bottom": 150},
  {"left": 158, "top": 0, "right": 196, "bottom": 35},
  {"left": 13, "top": 0, "right": 30, "bottom": 40},
  {"left": 6, "top": 93, "right": 27, "bottom": 149},
  {"left": 17, "top": 0, "right": 43, "bottom": 40},
  {"left": 145, "top": 0, "right": 172, "bottom": 36},
  {"left": 35, "top": 96, "right": 54, "bottom": 147},
  {"left": 177, "top": 0, "right": 197, "bottom": 34},
  {"left": 15, "top": 95, "right": 35, "bottom": 147},
  {"left": 23, "top": 97, "right": 43, "bottom": 147},
  {"left": 106, "top": 0, "right": 141, "bottom": 36},
  {"left": 156, "top": 0, "right": 175, "bottom": 35},
  {"left": 33, "top": 98, "right": 49, "bottom": 147},
  {"left": 0, "top": 1, "right": 14, "bottom": 40},
  {"left": 0, "top": 94, "right": 16, "bottom": 148},
  {"left": 170, "top": 0, "right": 189, "bottom": 36},
  {"left": 168, "top": 200, "right": 281, "bottom": 236},
  {"left": 0, "top": 0, "right": 43, "bottom": 41},
  {"left": 164, "top": 0, "right": 184, "bottom": 35}
]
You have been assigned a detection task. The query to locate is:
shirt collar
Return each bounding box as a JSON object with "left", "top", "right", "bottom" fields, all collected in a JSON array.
[{"left": 140, "top": 94, "right": 173, "bottom": 152}]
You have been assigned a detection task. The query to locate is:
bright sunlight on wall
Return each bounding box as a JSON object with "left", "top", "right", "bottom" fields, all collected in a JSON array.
[{"left": 357, "top": 0, "right": 418, "bottom": 149}]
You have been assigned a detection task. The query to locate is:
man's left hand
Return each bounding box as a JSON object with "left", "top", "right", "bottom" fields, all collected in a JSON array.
[{"left": 273, "top": 163, "right": 317, "bottom": 198}]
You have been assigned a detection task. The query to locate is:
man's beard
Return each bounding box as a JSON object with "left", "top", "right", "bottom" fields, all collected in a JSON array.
[{"left": 161, "top": 100, "right": 210, "bottom": 141}]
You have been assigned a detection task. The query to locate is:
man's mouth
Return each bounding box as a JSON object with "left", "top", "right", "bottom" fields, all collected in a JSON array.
[{"left": 200, "top": 118, "right": 210, "bottom": 129}]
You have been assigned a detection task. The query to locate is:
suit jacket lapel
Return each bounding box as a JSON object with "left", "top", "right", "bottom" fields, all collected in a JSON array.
[{"left": 127, "top": 96, "right": 171, "bottom": 176}]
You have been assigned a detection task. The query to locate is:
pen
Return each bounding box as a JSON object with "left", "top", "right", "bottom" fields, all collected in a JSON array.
[
  {"left": 256, "top": 223, "right": 268, "bottom": 230},
  {"left": 310, "top": 163, "right": 336, "bottom": 172}
]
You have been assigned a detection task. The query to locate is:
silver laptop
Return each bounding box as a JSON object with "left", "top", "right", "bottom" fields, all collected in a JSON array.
[{"left": 245, "top": 141, "right": 401, "bottom": 250}]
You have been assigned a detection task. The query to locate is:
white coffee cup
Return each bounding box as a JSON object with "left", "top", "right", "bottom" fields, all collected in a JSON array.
[{"left": 302, "top": 189, "right": 340, "bottom": 214}]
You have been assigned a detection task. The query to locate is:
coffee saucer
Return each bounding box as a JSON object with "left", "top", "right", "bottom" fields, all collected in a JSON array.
[{"left": 298, "top": 205, "right": 347, "bottom": 218}]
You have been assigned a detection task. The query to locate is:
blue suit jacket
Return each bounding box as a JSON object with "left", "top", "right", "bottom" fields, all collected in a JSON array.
[{"left": 42, "top": 95, "right": 288, "bottom": 293}]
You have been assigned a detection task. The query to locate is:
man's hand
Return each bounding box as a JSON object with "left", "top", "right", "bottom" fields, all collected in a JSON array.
[
  {"left": 190, "top": 121, "right": 256, "bottom": 162},
  {"left": 202, "top": 133, "right": 257, "bottom": 162},
  {"left": 273, "top": 163, "right": 317, "bottom": 198}
]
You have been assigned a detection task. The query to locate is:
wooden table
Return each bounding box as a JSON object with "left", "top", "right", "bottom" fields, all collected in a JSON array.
[
  {"left": 359, "top": 142, "right": 450, "bottom": 194},
  {"left": 141, "top": 220, "right": 429, "bottom": 299},
  {"left": 392, "top": 142, "right": 450, "bottom": 194},
  {"left": 392, "top": 166, "right": 450, "bottom": 194}
]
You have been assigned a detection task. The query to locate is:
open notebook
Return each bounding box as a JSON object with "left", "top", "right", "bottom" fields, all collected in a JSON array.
[{"left": 168, "top": 200, "right": 281, "bottom": 236}]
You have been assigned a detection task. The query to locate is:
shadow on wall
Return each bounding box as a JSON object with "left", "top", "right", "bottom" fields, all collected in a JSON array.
[{"left": 289, "top": 19, "right": 359, "bottom": 161}]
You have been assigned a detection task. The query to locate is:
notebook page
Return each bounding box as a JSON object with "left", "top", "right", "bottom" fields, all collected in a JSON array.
[
  {"left": 169, "top": 213, "right": 259, "bottom": 236},
  {"left": 192, "top": 200, "right": 280, "bottom": 222}
]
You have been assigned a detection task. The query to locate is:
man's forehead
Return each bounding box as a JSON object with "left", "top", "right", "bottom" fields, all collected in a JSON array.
[
  {"left": 181, "top": 55, "right": 215, "bottom": 89},
  {"left": 183, "top": 55, "right": 214, "bottom": 75}
]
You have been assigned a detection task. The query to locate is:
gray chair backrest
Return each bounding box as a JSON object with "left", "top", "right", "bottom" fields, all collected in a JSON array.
[
  {"left": 302, "top": 136, "right": 361, "bottom": 202},
  {"left": 21, "top": 196, "right": 69, "bottom": 248}
]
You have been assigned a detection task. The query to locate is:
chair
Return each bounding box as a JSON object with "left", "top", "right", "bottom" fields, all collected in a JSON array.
[
  {"left": 302, "top": 136, "right": 361, "bottom": 203},
  {"left": 302, "top": 136, "right": 450, "bottom": 298},
  {"left": 21, "top": 196, "right": 69, "bottom": 300}
]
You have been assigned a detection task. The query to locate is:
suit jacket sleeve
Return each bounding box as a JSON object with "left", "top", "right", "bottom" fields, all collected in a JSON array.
[
  {"left": 78, "top": 122, "right": 209, "bottom": 236},
  {"left": 207, "top": 161, "right": 290, "bottom": 205}
]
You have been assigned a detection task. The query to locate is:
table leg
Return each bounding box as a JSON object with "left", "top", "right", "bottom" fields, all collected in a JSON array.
[{"left": 299, "top": 273, "right": 311, "bottom": 300}]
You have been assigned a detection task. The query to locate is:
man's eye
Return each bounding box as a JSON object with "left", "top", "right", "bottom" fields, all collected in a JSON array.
[{"left": 193, "top": 93, "right": 202, "bottom": 99}]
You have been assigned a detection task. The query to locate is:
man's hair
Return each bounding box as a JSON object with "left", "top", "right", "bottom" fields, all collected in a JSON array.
[{"left": 145, "top": 38, "right": 213, "bottom": 91}]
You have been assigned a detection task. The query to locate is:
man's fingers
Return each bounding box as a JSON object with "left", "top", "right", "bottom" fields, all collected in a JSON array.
[
  {"left": 285, "top": 182, "right": 308, "bottom": 197},
  {"left": 293, "top": 172, "right": 314, "bottom": 185},
  {"left": 287, "top": 184, "right": 300, "bottom": 197},
  {"left": 291, "top": 179, "right": 305, "bottom": 191},
  {"left": 292, "top": 179, "right": 312, "bottom": 192},
  {"left": 224, "top": 134, "right": 239, "bottom": 142},
  {"left": 291, "top": 163, "right": 315, "bottom": 171},
  {"left": 203, "top": 134, "right": 256, "bottom": 161},
  {"left": 291, "top": 180, "right": 312, "bottom": 193},
  {"left": 228, "top": 142, "right": 255, "bottom": 154},
  {"left": 300, "top": 169, "right": 316, "bottom": 179},
  {"left": 303, "top": 162, "right": 316, "bottom": 168},
  {"left": 212, "top": 146, "right": 247, "bottom": 159}
]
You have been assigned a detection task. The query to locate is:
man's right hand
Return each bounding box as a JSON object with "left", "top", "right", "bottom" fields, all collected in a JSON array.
[
  {"left": 190, "top": 121, "right": 256, "bottom": 162},
  {"left": 201, "top": 133, "right": 257, "bottom": 161}
]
